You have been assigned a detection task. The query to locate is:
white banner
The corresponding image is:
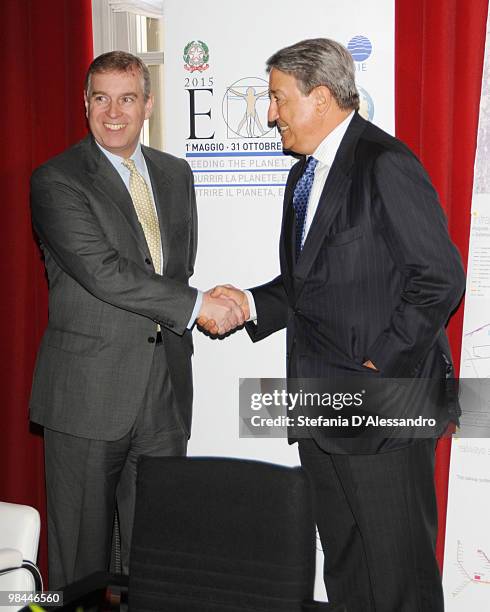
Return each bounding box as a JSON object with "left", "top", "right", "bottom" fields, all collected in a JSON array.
[
  {"left": 163, "top": 0, "right": 394, "bottom": 600},
  {"left": 443, "top": 10, "right": 490, "bottom": 611}
]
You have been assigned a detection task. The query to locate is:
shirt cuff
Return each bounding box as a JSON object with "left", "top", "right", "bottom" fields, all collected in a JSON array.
[
  {"left": 244, "top": 289, "right": 257, "bottom": 322},
  {"left": 188, "top": 290, "right": 203, "bottom": 329}
]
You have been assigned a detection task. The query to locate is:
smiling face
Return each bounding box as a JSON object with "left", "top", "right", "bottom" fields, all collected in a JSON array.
[
  {"left": 84, "top": 69, "right": 153, "bottom": 159},
  {"left": 268, "top": 68, "right": 327, "bottom": 155}
]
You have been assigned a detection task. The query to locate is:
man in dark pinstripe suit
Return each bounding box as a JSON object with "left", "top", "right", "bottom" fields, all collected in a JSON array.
[{"left": 202, "top": 39, "right": 465, "bottom": 611}]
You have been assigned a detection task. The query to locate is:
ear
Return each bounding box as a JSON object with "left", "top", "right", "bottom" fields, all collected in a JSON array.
[
  {"left": 83, "top": 91, "right": 89, "bottom": 118},
  {"left": 144, "top": 93, "right": 154, "bottom": 120},
  {"left": 313, "top": 85, "right": 332, "bottom": 115}
]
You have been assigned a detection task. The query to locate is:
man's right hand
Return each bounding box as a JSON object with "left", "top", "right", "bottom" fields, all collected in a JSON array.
[
  {"left": 197, "top": 285, "right": 250, "bottom": 335},
  {"left": 197, "top": 288, "right": 246, "bottom": 335}
]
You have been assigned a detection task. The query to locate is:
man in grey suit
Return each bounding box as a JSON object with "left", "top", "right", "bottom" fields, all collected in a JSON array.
[
  {"left": 201, "top": 39, "right": 465, "bottom": 611},
  {"left": 30, "top": 51, "right": 244, "bottom": 588}
]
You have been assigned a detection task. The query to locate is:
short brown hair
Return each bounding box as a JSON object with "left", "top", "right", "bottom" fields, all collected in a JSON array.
[{"left": 85, "top": 51, "right": 151, "bottom": 101}]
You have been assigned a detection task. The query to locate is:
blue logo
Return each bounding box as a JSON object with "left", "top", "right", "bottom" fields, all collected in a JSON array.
[
  {"left": 348, "top": 35, "right": 373, "bottom": 62},
  {"left": 358, "top": 87, "right": 374, "bottom": 122}
]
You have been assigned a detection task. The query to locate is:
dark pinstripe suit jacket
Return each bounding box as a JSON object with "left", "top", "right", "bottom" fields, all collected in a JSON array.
[{"left": 246, "top": 113, "right": 465, "bottom": 453}]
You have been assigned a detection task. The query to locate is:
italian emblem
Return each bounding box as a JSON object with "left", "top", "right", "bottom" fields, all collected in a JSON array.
[{"left": 183, "top": 40, "right": 210, "bottom": 72}]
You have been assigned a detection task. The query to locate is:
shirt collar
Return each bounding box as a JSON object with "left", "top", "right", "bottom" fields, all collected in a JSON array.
[
  {"left": 96, "top": 140, "right": 145, "bottom": 173},
  {"left": 311, "top": 111, "right": 355, "bottom": 168}
]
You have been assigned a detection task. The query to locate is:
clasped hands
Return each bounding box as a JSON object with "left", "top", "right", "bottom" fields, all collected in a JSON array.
[{"left": 196, "top": 285, "right": 249, "bottom": 336}]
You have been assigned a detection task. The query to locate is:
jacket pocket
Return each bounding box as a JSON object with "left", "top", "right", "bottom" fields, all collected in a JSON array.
[
  {"left": 45, "top": 327, "right": 102, "bottom": 356},
  {"left": 326, "top": 226, "right": 362, "bottom": 246}
]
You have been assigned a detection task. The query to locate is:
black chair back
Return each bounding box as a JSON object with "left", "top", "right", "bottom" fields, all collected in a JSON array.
[{"left": 129, "top": 457, "right": 317, "bottom": 612}]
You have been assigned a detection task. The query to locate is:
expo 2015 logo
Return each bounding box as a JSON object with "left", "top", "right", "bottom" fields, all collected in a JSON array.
[{"left": 222, "top": 77, "right": 276, "bottom": 139}]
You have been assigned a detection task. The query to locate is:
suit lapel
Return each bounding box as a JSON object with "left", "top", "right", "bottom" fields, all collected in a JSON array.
[
  {"left": 280, "top": 157, "right": 305, "bottom": 296},
  {"left": 294, "top": 163, "right": 351, "bottom": 284},
  {"left": 292, "top": 113, "right": 367, "bottom": 297},
  {"left": 143, "top": 148, "right": 173, "bottom": 274},
  {"left": 84, "top": 137, "right": 151, "bottom": 261}
]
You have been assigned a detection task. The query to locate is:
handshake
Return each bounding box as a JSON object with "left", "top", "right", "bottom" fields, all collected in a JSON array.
[{"left": 196, "top": 285, "right": 250, "bottom": 336}]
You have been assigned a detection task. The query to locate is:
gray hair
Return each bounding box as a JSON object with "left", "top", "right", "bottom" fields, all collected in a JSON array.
[
  {"left": 85, "top": 51, "right": 151, "bottom": 101},
  {"left": 266, "top": 38, "right": 359, "bottom": 110}
]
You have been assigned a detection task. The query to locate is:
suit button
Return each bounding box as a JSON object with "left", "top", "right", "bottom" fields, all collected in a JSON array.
[
  {"left": 145, "top": 258, "right": 152, "bottom": 265},
  {"left": 294, "top": 308, "right": 302, "bottom": 315},
  {"left": 148, "top": 337, "right": 155, "bottom": 343}
]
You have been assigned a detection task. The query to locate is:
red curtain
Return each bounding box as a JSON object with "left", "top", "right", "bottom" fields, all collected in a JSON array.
[
  {"left": 396, "top": 0, "right": 488, "bottom": 568},
  {"left": 0, "top": 0, "right": 93, "bottom": 582}
]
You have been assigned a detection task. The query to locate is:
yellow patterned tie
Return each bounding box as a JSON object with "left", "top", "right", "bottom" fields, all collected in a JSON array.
[{"left": 122, "top": 158, "right": 162, "bottom": 276}]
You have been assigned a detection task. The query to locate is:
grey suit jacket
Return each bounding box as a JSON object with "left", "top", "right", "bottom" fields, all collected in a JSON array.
[
  {"left": 30, "top": 135, "right": 197, "bottom": 441},
  {"left": 246, "top": 113, "right": 466, "bottom": 453}
]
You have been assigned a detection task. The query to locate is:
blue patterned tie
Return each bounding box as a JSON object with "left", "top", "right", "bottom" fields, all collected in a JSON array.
[{"left": 293, "top": 156, "right": 318, "bottom": 260}]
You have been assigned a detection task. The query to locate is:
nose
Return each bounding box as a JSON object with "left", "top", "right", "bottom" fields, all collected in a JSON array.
[
  {"left": 268, "top": 99, "right": 278, "bottom": 125},
  {"left": 106, "top": 99, "right": 122, "bottom": 118}
]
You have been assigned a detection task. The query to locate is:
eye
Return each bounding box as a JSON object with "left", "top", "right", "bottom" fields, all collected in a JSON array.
[
  {"left": 121, "top": 96, "right": 135, "bottom": 104},
  {"left": 94, "top": 95, "right": 108, "bottom": 105}
]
